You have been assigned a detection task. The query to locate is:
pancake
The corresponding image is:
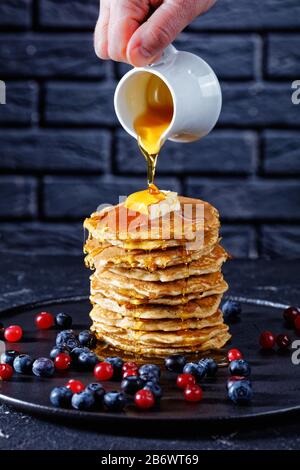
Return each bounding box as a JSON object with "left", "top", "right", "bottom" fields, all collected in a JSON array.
[
  {"left": 90, "top": 293, "right": 223, "bottom": 320},
  {"left": 90, "top": 306, "right": 224, "bottom": 332},
  {"left": 105, "top": 245, "right": 228, "bottom": 282}
]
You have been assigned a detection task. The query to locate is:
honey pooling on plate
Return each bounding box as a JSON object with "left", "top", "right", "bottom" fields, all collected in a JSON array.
[{"left": 134, "top": 74, "right": 174, "bottom": 187}]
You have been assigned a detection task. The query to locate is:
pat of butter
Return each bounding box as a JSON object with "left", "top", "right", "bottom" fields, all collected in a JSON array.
[
  {"left": 149, "top": 190, "right": 180, "bottom": 219},
  {"left": 125, "top": 189, "right": 180, "bottom": 219}
]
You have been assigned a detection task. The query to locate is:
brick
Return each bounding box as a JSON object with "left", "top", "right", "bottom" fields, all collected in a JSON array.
[
  {"left": 220, "top": 225, "right": 257, "bottom": 259},
  {"left": 188, "top": 0, "right": 300, "bottom": 31},
  {"left": 0, "top": 81, "right": 37, "bottom": 125},
  {"left": 44, "top": 176, "right": 181, "bottom": 218},
  {"left": 117, "top": 34, "right": 259, "bottom": 80},
  {"left": 263, "top": 131, "right": 300, "bottom": 175},
  {"left": 44, "top": 82, "right": 117, "bottom": 125},
  {"left": 0, "top": 177, "right": 37, "bottom": 218},
  {"left": 261, "top": 225, "right": 300, "bottom": 258},
  {"left": 0, "top": 129, "right": 111, "bottom": 173},
  {"left": 267, "top": 34, "right": 300, "bottom": 78},
  {"left": 0, "top": 0, "right": 32, "bottom": 28},
  {"left": 0, "top": 34, "right": 106, "bottom": 78},
  {"left": 220, "top": 82, "right": 300, "bottom": 127},
  {"left": 186, "top": 178, "right": 300, "bottom": 221},
  {"left": 39, "top": 0, "right": 98, "bottom": 28},
  {"left": 0, "top": 222, "right": 83, "bottom": 254},
  {"left": 116, "top": 130, "right": 256, "bottom": 175}
]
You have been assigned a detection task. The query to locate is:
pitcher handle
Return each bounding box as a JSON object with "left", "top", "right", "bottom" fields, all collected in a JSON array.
[{"left": 150, "top": 44, "right": 177, "bottom": 67}]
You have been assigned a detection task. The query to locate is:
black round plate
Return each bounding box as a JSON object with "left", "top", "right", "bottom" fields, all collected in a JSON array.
[{"left": 0, "top": 297, "right": 299, "bottom": 425}]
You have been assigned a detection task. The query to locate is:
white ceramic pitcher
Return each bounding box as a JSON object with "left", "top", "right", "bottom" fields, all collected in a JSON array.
[{"left": 114, "top": 44, "right": 222, "bottom": 144}]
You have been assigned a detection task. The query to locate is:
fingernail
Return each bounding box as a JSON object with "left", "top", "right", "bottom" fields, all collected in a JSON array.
[{"left": 139, "top": 45, "right": 155, "bottom": 59}]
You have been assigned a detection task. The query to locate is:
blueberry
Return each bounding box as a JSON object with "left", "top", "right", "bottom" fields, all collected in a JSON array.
[
  {"left": 1, "top": 350, "right": 19, "bottom": 366},
  {"left": 78, "top": 330, "right": 96, "bottom": 348},
  {"left": 222, "top": 300, "right": 242, "bottom": 318},
  {"left": 199, "top": 358, "right": 218, "bottom": 377},
  {"left": 71, "top": 346, "right": 90, "bottom": 363},
  {"left": 71, "top": 391, "right": 95, "bottom": 411},
  {"left": 121, "top": 376, "right": 144, "bottom": 395},
  {"left": 229, "top": 359, "right": 251, "bottom": 377},
  {"left": 143, "top": 381, "right": 163, "bottom": 400},
  {"left": 86, "top": 383, "right": 105, "bottom": 404},
  {"left": 49, "top": 345, "right": 71, "bottom": 360},
  {"left": 13, "top": 354, "right": 33, "bottom": 374},
  {"left": 139, "top": 364, "right": 161, "bottom": 378},
  {"left": 56, "top": 330, "right": 76, "bottom": 347},
  {"left": 50, "top": 386, "right": 73, "bottom": 408},
  {"left": 183, "top": 362, "right": 206, "bottom": 380},
  {"left": 32, "top": 357, "right": 55, "bottom": 378},
  {"left": 78, "top": 351, "right": 99, "bottom": 370},
  {"left": 139, "top": 372, "right": 159, "bottom": 384},
  {"left": 103, "top": 391, "right": 126, "bottom": 412},
  {"left": 228, "top": 380, "right": 253, "bottom": 405},
  {"left": 55, "top": 312, "right": 73, "bottom": 329},
  {"left": 105, "top": 356, "right": 123, "bottom": 379},
  {"left": 165, "top": 354, "right": 187, "bottom": 373},
  {"left": 65, "top": 337, "right": 80, "bottom": 350},
  {"left": 227, "top": 376, "right": 252, "bottom": 391}
]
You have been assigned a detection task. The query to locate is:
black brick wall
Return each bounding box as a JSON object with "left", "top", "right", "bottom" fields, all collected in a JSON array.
[{"left": 0, "top": 0, "right": 300, "bottom": 258}]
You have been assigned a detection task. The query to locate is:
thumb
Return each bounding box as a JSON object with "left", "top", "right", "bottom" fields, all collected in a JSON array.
[{"left": 126, "top": 1, "right": 198, "bottom": 66}]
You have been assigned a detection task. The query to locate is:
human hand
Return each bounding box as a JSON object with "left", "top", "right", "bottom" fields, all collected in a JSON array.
[{"left": 94, "top": 0, "right": 216, "bottom": 66}]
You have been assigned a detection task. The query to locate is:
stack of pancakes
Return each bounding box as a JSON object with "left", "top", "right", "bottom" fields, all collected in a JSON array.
[{"left": 84, "top": 196, "right": 231, "bottom": 357}]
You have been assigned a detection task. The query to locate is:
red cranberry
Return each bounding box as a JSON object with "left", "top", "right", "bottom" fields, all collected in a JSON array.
[
  {"left": 259, "top": 331, "right": 276, "bottom": 350},
  {"left": 176, "top": 373, "right": 196, "bottom": 389},
  {"left": 227, "top": 348, "right": 243, "bottom": 362},
  {"left": 283, "top": 306, "right": 300, "bottom": 326},
  {"left": 66, "top": 379, "right": 85, "bottom": 393},
  {"left": 35, "top": 312, "right": 54, "bottom": 330},
  {"left": 0, "top": 364, "right": 13, "bottom": 380},
  {"left": 294, "top": 315, "right": 300, "bottom": 331},
  {"left": 123, "top": 369, "right": 138, "bottom": 379},
  {"left": 122, "top": 362, "right": 138, "bottom": 374},
  {"left": 184, "top": 384, "right": 203, "bottom": 402},
  {"left": 276, "top": 334, "right": 291, "bottom": 349},
  {"left": 134, "top": 389, "right": 155, "bottom": 409},
  {"left": 4, "top": 325, "right": 23, "bottom": 342},
  {"left": 94, "top": 362, "right": 114, "bottom": 381},
  {"left": 54, "top": 353, "right": 71, "bottom": 370}
]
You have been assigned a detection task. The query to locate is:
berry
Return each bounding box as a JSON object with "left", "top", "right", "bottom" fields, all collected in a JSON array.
[
  {"left": 104, "top": 391, "right": 126, "bottom": 412},
  {"left": 143, "top": 381, "right": 163, "bottom": 400},
  {"left": 228, "top": 359, "right": 251, "bottom": 377},
  {"left": 70, "top": 346, "right": 90, "bottom": 364},
  {"left": 94, "top": 362, "right": 114, "bottom": 381},
  {"left": 122, "top": 362, "right": 138, "bottom": 374},
  {"left": 78, "top": 330, "right": 96, "bottom": 348},
  {"left": 165, "top": 354, "right": 187, "bottom": 373},
  {"left": 222, "top": 300, "right": 242, "bottom": 318},
  {"left": 55, "top": 312, "right": 72, "bottom": 329},
  {"left": 227, "top": 376, "right": 252, "bottom": 391},
  {"left": 121, "top": 376, "right": 144, "bottom": 395},
  {"left": 105, "top": 356, "right": 123, "bottom": 379},
  {"left": 139, "top": 371, "right": 159, "bottom": 384},
  {"left": 177, "top": 373, "right": 196, "bottom": 389},
  {"left": 50, "top": 386, "right": 73, "bottom": 408},
  {"left": 123, "top": 370, "right": 138, "bottom": 379},
  {"left": 35, "top": 312, "right": 54, "bottom": 330},
  {"left": 139, "top": 364, "right": 160, "bottom": 378},
  {"left": 56, "top": 330, "right": 76, "bottom": 347},
  {"left": 135, "top": 389, "right": 155, "bottom": 409},
  {"left": 78, "top": 351, "right": 99, "bottom": 370},
  {"left": 276, "top": 333, "right": 291, "bottom": 349},
  {"left": 199, "top": 358, "right": 218, "bottom": 377},
  {"left": 227, "top": 348, "right": 243, "bottom": 362},
  {"left": 50, "top": 345, "right": 71, "bottom": 360},
  {"left": 0, "top": 349, "right": 18, "bottom": 366},
  {"left": 4, "top": 325, "right": 23, "bottom": 343},
  {"left": 64, "top": 338, "right": 80, "bottom": 350},
  {"left": 184, "top": 384, "right": 203, "bottom": 402},
  {"left": 32, "top": 357, "right": 55, "bottom": 378},
  {"left": 86, "top": 383, "right": 105, "bottom": 404},
  {"left": 295, "top": 315, "right": 300, "bottom": 331},
  {"left": 66, "top": 379, "right": 85, "bottom": 394},
  {"left": 228, "top": 380, "right": 253, "bottom": 404},
  {"left": 0, "top": 364, "right": 13, "bottom": 380},
  {"left": 259, "top": 331, "right": 276, "bottom": 350},
  {"left": 183, "top": 362, "right": 206, "bottom": 381},
  {"left": 72, "top": 391, "right": 95, "bottom": 411},
  {"left": 54, "top": 353, "right": 71, "bottom": 370},
  {"left": 13, "top": 354, "right": 33, "bottom": 374},
  {"left": 283, "top": 306, "right": 300, "bottom": 327}
]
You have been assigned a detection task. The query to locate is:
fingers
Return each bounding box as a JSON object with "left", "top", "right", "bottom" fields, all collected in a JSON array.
[{"left": 94, "top": 0, "right": 110, "bottom": 59}]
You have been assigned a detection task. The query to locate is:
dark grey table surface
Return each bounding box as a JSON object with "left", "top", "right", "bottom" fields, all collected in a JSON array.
[{"left": 0, "top": 253, "right": 299, "bottom": 450}]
